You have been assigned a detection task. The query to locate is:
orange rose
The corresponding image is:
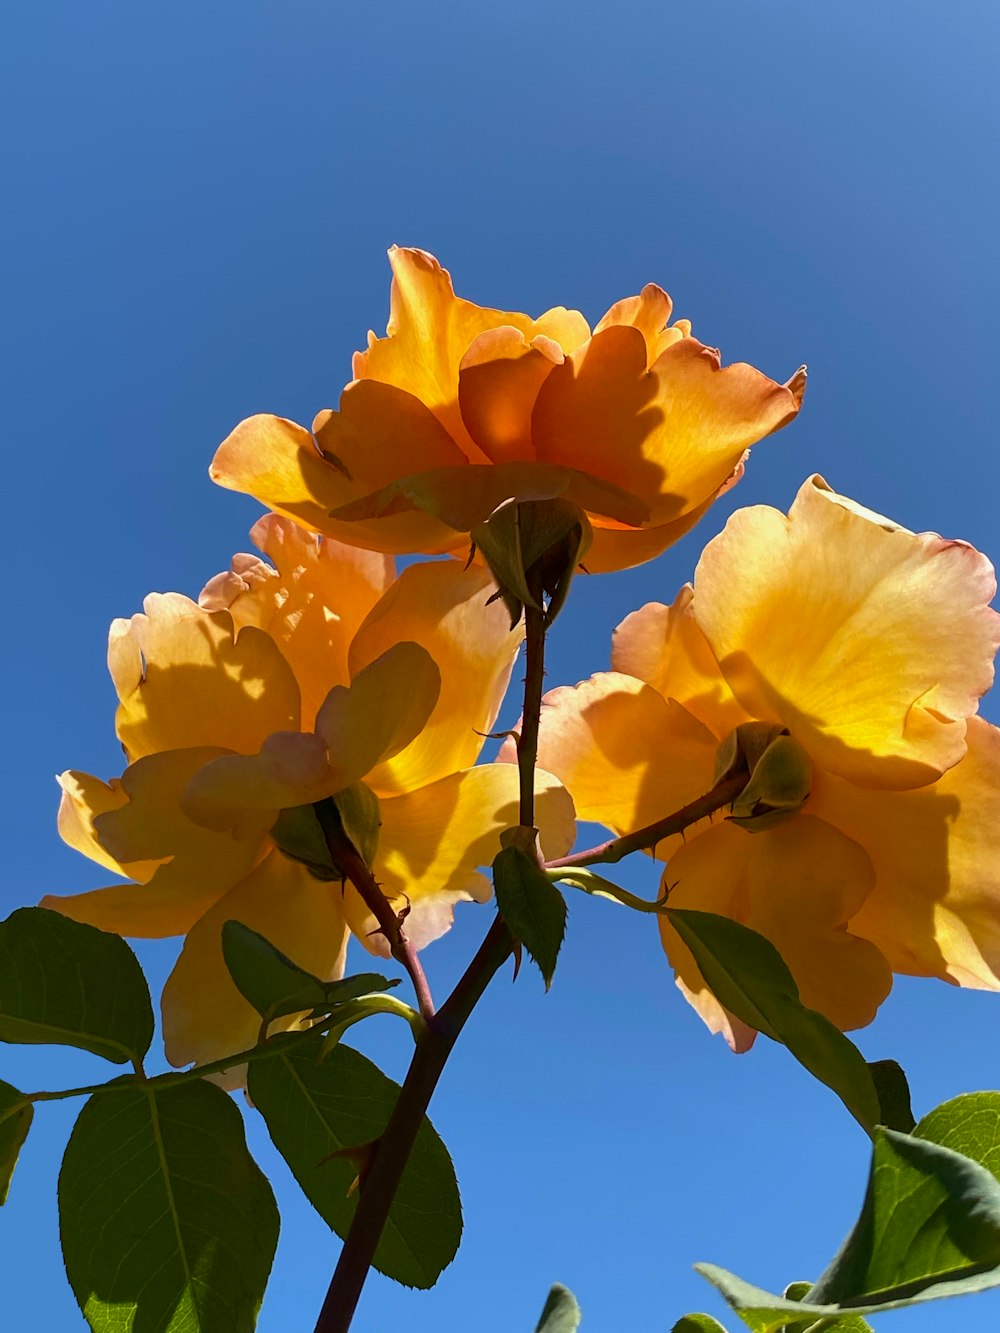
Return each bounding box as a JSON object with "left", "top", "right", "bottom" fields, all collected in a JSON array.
[{"left": 212, "top": 248, "right": 805, "bottom": 573}]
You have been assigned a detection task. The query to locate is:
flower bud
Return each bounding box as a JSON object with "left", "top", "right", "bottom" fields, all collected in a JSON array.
[
  {"left": 714, "top": 722, "right": 811, "bottom": 832},
  {"left": 471, "top": 498, "right": 592, "bottom": 628}
]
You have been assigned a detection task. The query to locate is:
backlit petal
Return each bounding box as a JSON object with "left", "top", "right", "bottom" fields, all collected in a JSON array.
[
  {"left": 212, "top": 413, "right": 463, "bottom": 555},
  {"left": 662, "top": 816, "right": 892, "bottom": 1039},
  {"left": 612, "top": 588, "right": 751, "bottom": 739},
  {"left": 180, "top": 733, "right": 335, "bottom": 836},
  {"left": 317, "top": 641, "right": 441, "bottom": 783},
  {"left": 112, "top": 591, "right": 300, "bottom": 761},
  {"left": 594, "top": 283, "right": 675, "bottom": 367},
  {"left": 55, "top": 770, "right": 159, "bottom": 881},
  {"left": 351, "top": 563, "right": 520, "bottom": 794},
  {"left": 200, "top": 515, "right": 394, "bottom": 728},
  {"left": 355, "top": 247, "right": 589, "bottom": 454},
  {"left": 457, "top": 327, "right": 562, "bottom": 464},
  {"left": 532, "top": 329, "right": 803, "bottom": 525},
  {"left": 810, "top": 717, "right": 1000, "bottom": 990},
  {"left": 161, "top": 850, "right": 348, "bottom": 1070},
  {"left": 44, "top": 750, "right": 268, "bottom": 935},
  {"left": 695, "top": 476, "right": 1000, "bottom": 788},
  {"left": 532, "top": 674, "right": 719, "bottom": 857},
  {"left": 358, "top": 764, "right": 576, "bottom": 956}
]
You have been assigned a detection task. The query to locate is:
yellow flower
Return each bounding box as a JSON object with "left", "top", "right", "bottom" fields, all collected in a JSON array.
[
  {"left": 45, "top": 516, "right": 574, "bottom": 1068},
  {"left": 531, "top": 476, "right": 1000, "bottom": 1048},
  {"left": 211, "top": 247, "right": 806, "bottom": 573}
]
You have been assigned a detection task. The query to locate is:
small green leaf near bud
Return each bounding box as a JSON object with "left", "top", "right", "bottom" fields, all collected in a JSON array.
[{"left": 493, "top": 846, "right": 568, "bottom": 989}]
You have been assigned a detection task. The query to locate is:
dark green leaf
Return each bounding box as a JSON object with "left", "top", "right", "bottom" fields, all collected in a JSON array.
[
  {"left": 672, "top": 1315, "right": 730, "bottom": 1332},
  {"left": 323, "top": 973, "right": 400, "bottom": 1004},
  {"left": 59, "top": 1079, "right": 278, "bottom": 1332},
  {"left": 914, "top": 1091, "right": 1000, "bottom": 1180},
  {"left": 666, "top": 910, "right": 879, "bottom": 1133},
  {"left": 697, "top": 1126, "right": 1000, "bottom": 1329},
  {"left": 535, "top": 1283, "right": 582, "bottom": 1331},
  {"left": 868, "top": 1058, "right": 915, "bottom": 1132},
  {"left": 494, "top": 846, "right": 567, "bottom": 989},
  {"left": 0, "top": 907, "right": 153, "bottom": 1064},
  {"left": 222, "top": 920, "right": 327, "bottom": 1024},
  {"left": 248, "top": 1034, "right": 460, "bottom": 1288},
  {"left": 0, "top": 1080, "right": 32, "bottom": 1204},
  {"left": 221, "top": 921, "right": 398, "bottom": 1030}
]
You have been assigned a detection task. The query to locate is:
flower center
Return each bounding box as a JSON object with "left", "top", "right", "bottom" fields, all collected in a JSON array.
[{"left": 714, "top": 721, "right": 811, "bottom": 833}]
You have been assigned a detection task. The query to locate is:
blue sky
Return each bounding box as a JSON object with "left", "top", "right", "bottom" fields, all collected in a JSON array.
[{"left": 3, "top": 1, "right": 1000, "bottom": 1328}]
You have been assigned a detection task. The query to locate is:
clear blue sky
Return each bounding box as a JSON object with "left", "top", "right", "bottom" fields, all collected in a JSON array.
[{"left": 3, "top": 2, "right": 1000, "bottom": 1328}]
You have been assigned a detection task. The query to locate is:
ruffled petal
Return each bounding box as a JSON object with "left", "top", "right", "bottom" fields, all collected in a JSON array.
[
  {"left": 111, "top": 592, "right": 300, "bottom": 762},
  {"left": 180, "top": 733, "right": 336, "bottom": 836},
  {"left": 318, "top": 641, "right": 441, "bottom": 780},
  {"left": 593, "top": 283, "right": 676, "bottom": 367},
  {"left": 212, "top": 413, "right": 463, "bottom": 555},
  {"left": 612, "top": 588, "right": 751, "bottom": 739},
  {"left": 358, "top": 764, "right": 576, "bottom": 955},
  {"left": 199, "top": 515, "right": 394, "bottom": 728},
  {"left": 810, "top": 717, "right": 1000, "bottom": 990},
  {"left": 56, "top": 770, "right": 159, "bottom": 881},
  {"left": 662, "top": 816, "right": 892, "bottom": 1040},
  {"left": 44, "top": 750, "right": 268, "bottom": 935},
  {"left": 532, "top": 328, "right": 803, "bottom": 525},
  {"left": 458, "top": 327, "right": 562, "bottom": 464},
  {"left": 531, "top": 673, "right": 719, "bottom": 856},
  {"left": 354, "top": 247, "right": 589, "bottom": 455},
  {"left": 161, "top": 850, "right": 348, "bottom": 1070},
  {"left": 351, "top": 563, "right": 520, "bottom": 794},
  {"left": 695, "top": 476, "right": 1000, "bottom": 789}
]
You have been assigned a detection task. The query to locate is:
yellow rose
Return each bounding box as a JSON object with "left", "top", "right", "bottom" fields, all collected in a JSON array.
[
  {"left": 45, "top": 516, "right": 574, "bottom": 1068},
  {"left": 530, "top": 476, "right": 1000, "bottom": 1046},
  {"left": 211, "top": 247, "right": 805, "bottom": 572}
]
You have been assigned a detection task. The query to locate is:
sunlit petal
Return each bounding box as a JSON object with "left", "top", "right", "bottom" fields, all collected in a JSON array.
[
  {"left": 695, "top": 476, "right": 1000, "bottom": 788},
  {"left": 111, "top": 591, "right": 300, "bottom": 762},
  {"left": 161, "top": 850, "right": 348, "bottom": 1071},
  {"left": 662, "top": 816, "right": 892, "bottom": 1038},
  {"left": 352, "top": 562, "right": 520, "bottom": 794}
]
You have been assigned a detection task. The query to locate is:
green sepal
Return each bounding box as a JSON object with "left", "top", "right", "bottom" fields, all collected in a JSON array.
[
  {"left": 272, "top": 782, "right": 381, "bottom": 881},
  {"left": 248, "top": 1034, "right": 460, "bottom": 1288},
  {"left": 0, "top": 1080, "right": 32, "bottom": 1204},
  {"left": 493, "top": 845, "right": 567, "bottom": 989},
  {"left": 666, "top": 909, "right": 880, "bottom": 1133},
  {"left": 472, "top": 498, "right": 592, "bottom": 628},
  {"left": 0, "top": 907, "right": 153, "bottom": 1065},
  {"left": 535, "top": 1283, "right": 582, "bottom": 1331}
]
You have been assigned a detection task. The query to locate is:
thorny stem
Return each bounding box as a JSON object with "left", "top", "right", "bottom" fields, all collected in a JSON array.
[
  {"left": 313, "top": 566, "right": 548, "bottom": 1333},
  {"left": 544, "top": 773, "right": 746, "bottom": 870},
  {"left": 317, "top": 805, "right": 437, "bottom": 1024}
]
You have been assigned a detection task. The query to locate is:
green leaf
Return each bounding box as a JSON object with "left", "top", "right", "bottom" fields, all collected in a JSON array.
[
  {"left": 222, "top": 920, "right": 327, "bottom": 1024},
  {"left": 697, "top": 1126, "right": 1000, "bottom": 1329},
  {"left": 493, "top": 846, "right": 567, "bottom": 989},
  {"left": 535, "top": 1283, "right": 582, "bottom": 1331},
  {"left": 868, "top": 1058, "right": 915, "bottom": 1132},
  {"left": 914, "top": 1090, "right": 1000, "bottom": 1179},
  {"left": 248, "top": 1034, "right": 460, "bottom": 1288},
  {"left": 59, "top": 1079, "right": 278, "bottom": 1332},
  {"left": 221, "top": 921, "right": 398, "bottom": 1031},
  {"left": 672, "top": 1315, "right": 730, "bottom": 1332},
  {"left": 666, "top": 909, "right": 879, "bottom": 1134},
  {"left": 550, "top": 866, "right": 667, "bottom": 913},
  {"left": 0, "top": 907, "right": 153, "bottom": 1064},
  {"left": 0, "top": 1080, "right": 32, "bottom": 1204}
]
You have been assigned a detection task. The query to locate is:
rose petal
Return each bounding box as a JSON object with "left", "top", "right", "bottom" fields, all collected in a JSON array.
[
  {"left": 350, "top": 562, "right": 520, "bottom": 794},
  {"left": 695, "top": 475, "right": 1000, "bottom": 789},
  {"left": 810, "top": 717, "right": 1000, "bottom": 990},
  {"left": 662, "top": 816, "right": 892, "bottom": 1039},
  {"left": 161, "top": 850, "right": 348, "bottom": 1071},
  {"left": 111, "top": 591, "right": 300, "bottom": 762},
  {"left": 531, "top": 673, "right": 718, "bottom": 857}
]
